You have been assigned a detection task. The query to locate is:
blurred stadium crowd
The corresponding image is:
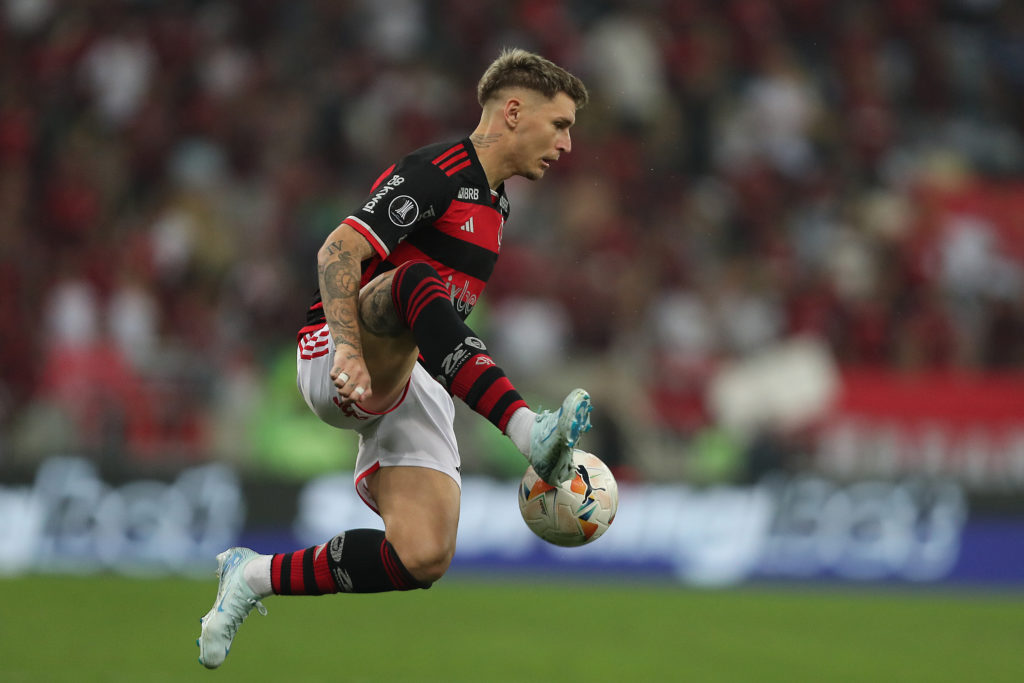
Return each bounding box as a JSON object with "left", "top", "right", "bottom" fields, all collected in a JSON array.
[{"left": 1, "top": 0, "right": 1022, "bottom": 480}]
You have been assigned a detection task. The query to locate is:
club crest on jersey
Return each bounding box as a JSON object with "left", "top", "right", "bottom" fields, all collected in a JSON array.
[{"left": 388, "top": 195, "right": 419, "bottom": 227}]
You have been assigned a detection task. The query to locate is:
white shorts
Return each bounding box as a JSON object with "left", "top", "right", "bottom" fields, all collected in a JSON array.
[{"left": 296, "top": 324, "right": 461, "bottom": 513}]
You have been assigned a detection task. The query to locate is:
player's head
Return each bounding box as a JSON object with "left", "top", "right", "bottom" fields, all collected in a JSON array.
[
  {"left": 477, "top": 48, "right": 588, "bottom": 110},
  {"left": 476, "top": 48, "right": 588, "bottom": 181}
]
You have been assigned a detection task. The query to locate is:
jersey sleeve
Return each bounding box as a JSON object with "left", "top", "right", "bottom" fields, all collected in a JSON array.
[{"left": 340, "top": 154, "right": 452, "bottom": 258}]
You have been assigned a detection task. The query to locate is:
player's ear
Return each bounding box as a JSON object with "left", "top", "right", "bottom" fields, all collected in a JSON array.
[{"left": 503, "top": 98, "right": 521, "bottom": 129}]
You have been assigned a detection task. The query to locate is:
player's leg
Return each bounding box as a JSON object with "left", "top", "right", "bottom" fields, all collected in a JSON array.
[
  {"left": 198, "top": 362, "right": 458, "bottom": 669},
  {"left": 365, "top": 465, "right": 460, "bottom": 584},
  {"left": 198, "top": 515, "right": 442, "bottom": 669},
  {"left": 197, "top": 475, "right": 450, "bottom": 670},
  {"left": 248, "top": 471, "right": 459, "bottom": 597},
  {"left": 380, "top": 261, "right": 593, "bottom": 484}
]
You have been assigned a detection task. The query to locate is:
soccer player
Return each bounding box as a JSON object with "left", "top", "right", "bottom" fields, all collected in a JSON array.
[{"left": 198, "top": 48, "right": 592, "bottom": 668}]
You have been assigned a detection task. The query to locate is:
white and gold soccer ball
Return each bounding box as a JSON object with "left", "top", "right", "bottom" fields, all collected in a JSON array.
[{"left": 518, "top": 449, "right": 618, "bottom": 547}]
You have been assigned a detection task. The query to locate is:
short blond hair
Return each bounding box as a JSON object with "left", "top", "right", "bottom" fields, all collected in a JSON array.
[{"left": 477, "top": 48, "right": 588, "bottom": 109}]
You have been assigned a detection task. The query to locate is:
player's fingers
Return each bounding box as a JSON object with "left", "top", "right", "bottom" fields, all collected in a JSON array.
[
  {"left": 336, "top": 374, "right": 371, "bottom": 403},
  {"left": 354, "top": 382, "right": 373, "bottom": 402},
  {"left": 340, "top": 391, "right": 370, "bottom": 409}
]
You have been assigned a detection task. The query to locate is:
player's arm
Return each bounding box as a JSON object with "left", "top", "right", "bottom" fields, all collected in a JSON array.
[{"left": 317, "top": 223, "right": 375, "bottom": 404}]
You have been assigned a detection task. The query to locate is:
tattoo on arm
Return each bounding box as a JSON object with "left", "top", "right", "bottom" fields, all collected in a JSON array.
[
  {"left": 323, "top": 240, "right": 347, "bottom": 256},
  {"left": 318, "top": 249, "right": 363, "bottom": 358}
]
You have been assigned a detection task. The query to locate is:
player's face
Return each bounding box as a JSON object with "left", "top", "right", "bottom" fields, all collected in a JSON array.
[{"left": 513, "top": 91, "right": 576, "bottom": 181}]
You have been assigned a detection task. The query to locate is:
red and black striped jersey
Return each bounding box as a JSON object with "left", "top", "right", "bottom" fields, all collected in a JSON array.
[{"left": 302, "top": 138, "right": 510, "bottom": 335}]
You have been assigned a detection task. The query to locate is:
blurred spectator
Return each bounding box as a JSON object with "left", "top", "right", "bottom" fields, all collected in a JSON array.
[
  {"left": 79, "top": 16, "right": 156, "bottom": 129},
  {"left": 582, "top": 8, "right": 669, "bottom": 128}
]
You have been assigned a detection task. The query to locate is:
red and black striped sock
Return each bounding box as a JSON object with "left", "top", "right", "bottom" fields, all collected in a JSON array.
[
  {"left": 271, "top": 529, "right": 428, "bottom": 595},
  {"left": 391, "top": 261, "right": 528, "bottom": 432}
]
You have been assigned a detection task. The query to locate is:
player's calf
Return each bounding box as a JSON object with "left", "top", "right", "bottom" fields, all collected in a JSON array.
[
  {"left": 196, "top": 532, "right": 433, "bottom": 668},
  {"left": 271, "top": 530, "right": 431, "bottom": 594}
]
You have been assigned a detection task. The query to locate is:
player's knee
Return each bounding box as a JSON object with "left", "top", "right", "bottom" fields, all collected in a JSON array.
[{"left": 395, "top": 542, "right": 454, "bottom": 586}]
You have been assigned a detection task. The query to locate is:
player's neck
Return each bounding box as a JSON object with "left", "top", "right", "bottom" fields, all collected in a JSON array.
[{"left": 469, "top": 130, "right": 510, "bottom": 190}]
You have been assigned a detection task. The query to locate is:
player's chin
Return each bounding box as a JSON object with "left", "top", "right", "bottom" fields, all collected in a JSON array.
[{"left": 528, "top": 164, "right": 551, "bottom": 180}]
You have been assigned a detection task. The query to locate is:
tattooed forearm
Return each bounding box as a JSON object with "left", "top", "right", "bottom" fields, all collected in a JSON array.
[{"left": 318, "top": 249, "right": 363, "bottom": 357}]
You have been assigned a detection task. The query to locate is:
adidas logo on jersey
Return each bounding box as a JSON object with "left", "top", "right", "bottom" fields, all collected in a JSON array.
[{"left": 460, "top": 217, "right": 475, "bottom": 233}]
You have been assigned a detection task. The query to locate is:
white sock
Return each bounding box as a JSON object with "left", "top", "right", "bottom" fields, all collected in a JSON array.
[
  {"left": 243, "top": 554, "right": 273, "bottom": 598},
  {"left": 506, "top": 407, "right": 536, "bottom": 458}
]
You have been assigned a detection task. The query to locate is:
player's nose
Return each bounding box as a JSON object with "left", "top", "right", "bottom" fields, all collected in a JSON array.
[{"left": 560, "top": 131, "right": 572, "bottom": 153}]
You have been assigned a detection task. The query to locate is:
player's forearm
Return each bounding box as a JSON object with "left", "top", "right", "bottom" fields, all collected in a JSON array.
[{"left": 317, "top": 227, "right": 371, "bottom": 359}]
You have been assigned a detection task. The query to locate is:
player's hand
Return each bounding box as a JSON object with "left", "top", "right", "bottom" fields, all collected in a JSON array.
[{"left": 330, "top": 355, "right": 372, "bottom": 407}]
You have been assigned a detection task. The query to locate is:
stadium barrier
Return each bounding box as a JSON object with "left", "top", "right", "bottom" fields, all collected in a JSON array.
[{"left": 2, "top": 456, "right": 1022, "bottom": 586}]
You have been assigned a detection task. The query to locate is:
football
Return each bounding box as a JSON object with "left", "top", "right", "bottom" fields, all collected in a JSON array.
[{"left": 518, "top": 450, "right": 618, "bottom": 547}]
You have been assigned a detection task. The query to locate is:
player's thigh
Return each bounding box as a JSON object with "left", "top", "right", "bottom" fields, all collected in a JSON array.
[
  {"left": 367, "top": 465, "right": 460, "bottom": 573},
  {"left": 357, "top": 270, "right": 419, "bottom": 410}
]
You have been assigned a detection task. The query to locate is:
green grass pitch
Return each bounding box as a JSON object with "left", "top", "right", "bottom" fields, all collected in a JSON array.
[{"left": 1, "top": 574, "right": 1021, "bottom": 682}]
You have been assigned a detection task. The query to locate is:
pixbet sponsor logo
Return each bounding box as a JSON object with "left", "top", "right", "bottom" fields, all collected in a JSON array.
[{"left": 445, "top": 274, "right": 479, "bottom": 315}]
